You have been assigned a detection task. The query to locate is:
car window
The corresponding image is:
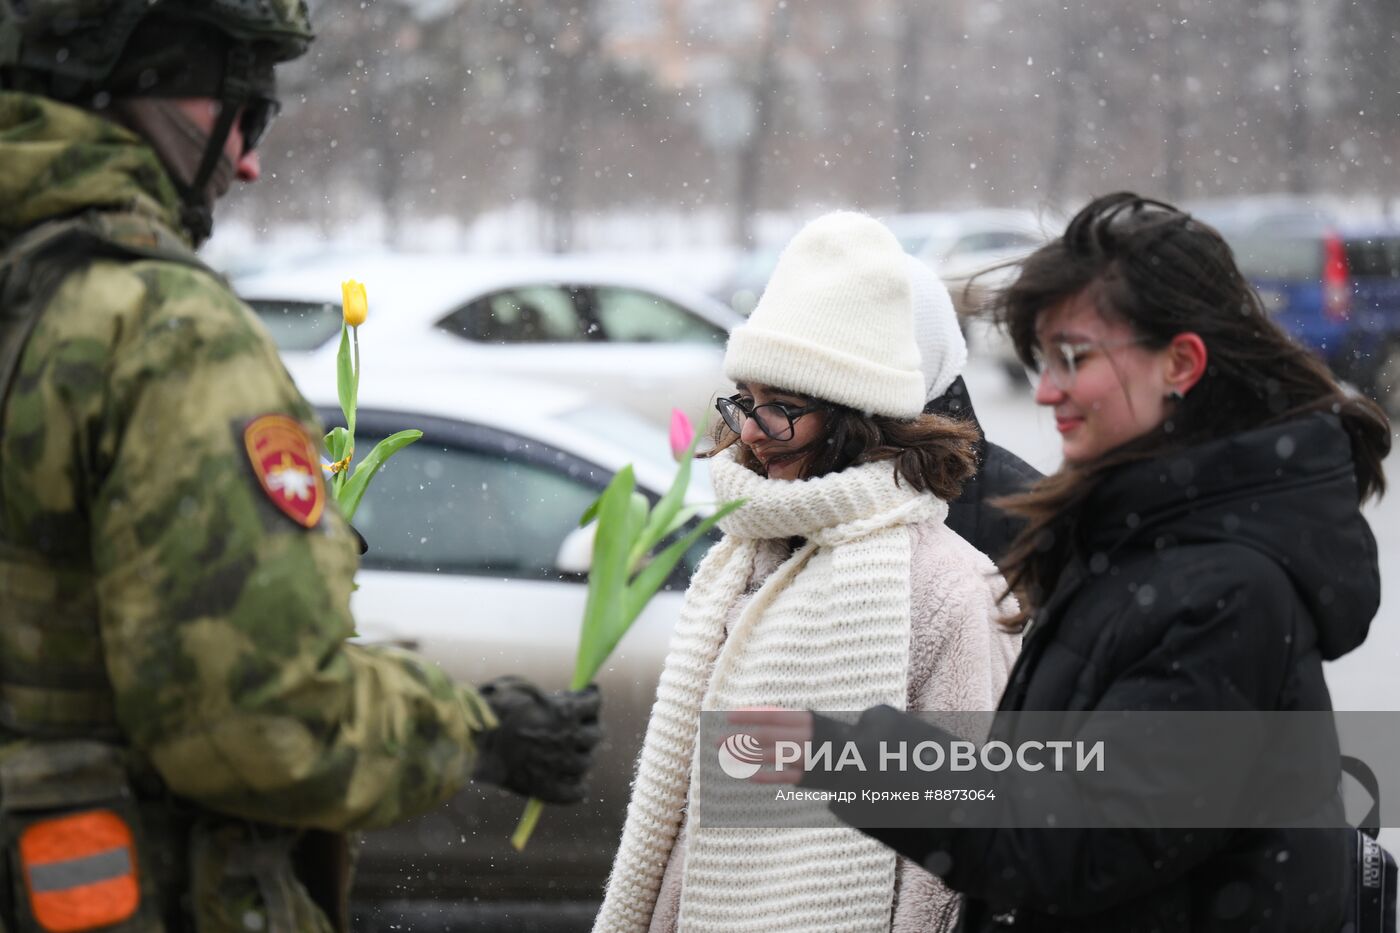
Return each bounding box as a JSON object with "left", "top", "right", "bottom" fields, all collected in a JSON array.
[
  {"left": 591, "top": 287, "right": 727, "bottom": 345},
  {"left": 244, "top": 299, "right": 342, "bottom": 351},
  {"left": 353, "top": 437, "right": 602, "bottom": 578},
  {"left": 438, "top": 286, "right": 588, "bottom": 343},
  {"left": 948, "top": 231, "right": 1040, "bottom": 255},
  {"left": 1345, "top": 237, "right": 1400, "bottom": 279}
]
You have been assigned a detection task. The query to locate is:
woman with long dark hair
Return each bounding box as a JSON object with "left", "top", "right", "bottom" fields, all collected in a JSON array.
[{"left": 748, "top": 192, "right": 1389, "bottom": 932}]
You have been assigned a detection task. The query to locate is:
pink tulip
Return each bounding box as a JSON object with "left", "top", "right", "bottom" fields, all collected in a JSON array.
[{"left": 669, "top": 408, "right": 695, "bottom": 461}]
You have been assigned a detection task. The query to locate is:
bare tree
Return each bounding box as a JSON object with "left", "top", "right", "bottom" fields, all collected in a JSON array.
[
  {"left": 731, "top": 0, "right": 788, "bottom": 246},
  {"left": 1046, "top": 17, "right": 1091, "bottom": 203},
  {"left": 892, "top": 0, "right": 932, "bottom": 210},
  {"left": 224, "top": 0, "right": 1400, "bottom": 249},
  {"left": 527, "top": 0, "right": 604, "bottom": 252}
]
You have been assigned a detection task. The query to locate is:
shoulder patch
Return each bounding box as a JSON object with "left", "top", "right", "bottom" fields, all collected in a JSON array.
[{"left": 243, "top": 415, "right": 326, "bottom": 528}]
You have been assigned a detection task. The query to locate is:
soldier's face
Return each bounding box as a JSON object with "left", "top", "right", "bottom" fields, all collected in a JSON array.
[{"left": 172, "top": 99, "right": 262, "bottom": 182}]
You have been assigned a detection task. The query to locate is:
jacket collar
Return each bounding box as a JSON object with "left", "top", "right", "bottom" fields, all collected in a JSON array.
[
  {"left": 0, "top": 92, "right": 187, "bottom": 243},
  {"left": 1077, "top": 413, "right": 1378, "bottom": 661},
  {"left": 924, "top": 375, "right": 988, "bottom": 462}
]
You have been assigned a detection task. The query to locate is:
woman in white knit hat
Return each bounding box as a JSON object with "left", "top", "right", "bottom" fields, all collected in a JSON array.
[{"left": 593, "top": 212, "right": 1021, "bottom": 933}]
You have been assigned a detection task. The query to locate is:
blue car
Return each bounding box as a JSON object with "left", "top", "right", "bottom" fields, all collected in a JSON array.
[
  {"left": 1191, "top": 197, "right": 1400, "bottom": 414},
  {"left": 1341, "top": 226, "right": 1400, "bottom": 411}
]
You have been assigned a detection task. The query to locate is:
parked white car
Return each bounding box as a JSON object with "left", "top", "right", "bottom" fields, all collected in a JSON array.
[
  {"left": 233, "top": 251, "right": 745, "bottom": 428},
  {"left": 292, "top": 367, "right": 719, "bottom": 915}
]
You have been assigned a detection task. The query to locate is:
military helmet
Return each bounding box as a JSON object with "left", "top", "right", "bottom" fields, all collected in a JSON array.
[
  {"left": 1, "top": 0, "right": 313, "bottom": 245},
  {"left": 0, "top": 0, "right": 312, "bottom": 100}
]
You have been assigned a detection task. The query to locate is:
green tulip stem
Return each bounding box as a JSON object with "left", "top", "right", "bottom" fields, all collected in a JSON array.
[{"left": 511, "top": 798, "right": 545, "bottom": 852}]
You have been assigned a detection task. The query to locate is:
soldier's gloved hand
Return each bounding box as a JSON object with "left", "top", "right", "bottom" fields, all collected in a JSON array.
[{"left": 472, "top": 676, "right": 602, "bottom": 804}]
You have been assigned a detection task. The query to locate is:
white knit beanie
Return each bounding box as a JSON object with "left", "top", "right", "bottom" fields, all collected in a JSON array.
[
  {"left": 723, "top": 211, "right": 925, "bottom": 418},
  {"left": 907, "top": 254, "right": 968, "bottom": 402}
]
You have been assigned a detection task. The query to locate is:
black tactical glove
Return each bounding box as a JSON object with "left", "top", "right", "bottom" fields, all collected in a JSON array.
[{"left": 472, "top": 676, "right": 602, "bottom": 804}]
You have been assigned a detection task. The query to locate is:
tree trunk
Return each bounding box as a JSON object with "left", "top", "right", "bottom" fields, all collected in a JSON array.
[
  {"left": 1161, "top": 21, "right": 1186, "bottom": 202},
  {"left": 894, "top": 1, "right": 926, "bottom": 211},
  {"left": 1046, "top": 17, "right": 1089, "bottom": 205},
  {"left": 1284, "top": 0, "right": 1311, "bottom": 194},
  {"left": 732, "top": 1, "right": 787, "bottom": 248}
]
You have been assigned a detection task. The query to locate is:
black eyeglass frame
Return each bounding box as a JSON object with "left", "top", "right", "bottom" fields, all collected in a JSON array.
[{"left": 715, "top": 394, "right": 828, "bottom": 442}]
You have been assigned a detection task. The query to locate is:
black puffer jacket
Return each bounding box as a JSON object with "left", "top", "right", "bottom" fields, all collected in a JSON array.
[
  {"left": 835, "top": 413, "right": 1379, "bottom": 932},
  {"left": 926, "top": 377, "right": 1043, "bottom": 564}
]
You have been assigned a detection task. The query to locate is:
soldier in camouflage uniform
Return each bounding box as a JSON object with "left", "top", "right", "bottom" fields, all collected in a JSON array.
[{"left": 0, "top": 3, "right": 601, "bottom": 931}]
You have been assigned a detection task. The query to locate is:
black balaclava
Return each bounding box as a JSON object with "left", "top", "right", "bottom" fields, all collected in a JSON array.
[{"left": 99, "top": 15, "right": 277, "bottom": 244}]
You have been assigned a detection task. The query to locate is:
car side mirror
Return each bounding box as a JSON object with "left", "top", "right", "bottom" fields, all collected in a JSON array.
[{"left": 555, "top": 524, "right": 596, "bottom": 576}]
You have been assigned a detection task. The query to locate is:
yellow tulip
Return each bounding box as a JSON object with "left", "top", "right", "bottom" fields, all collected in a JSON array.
[{"left": 341, "top": 279, "right": 367, "bottom": 327}]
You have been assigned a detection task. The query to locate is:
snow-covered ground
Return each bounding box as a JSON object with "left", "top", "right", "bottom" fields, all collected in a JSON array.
[{"left": 962, "top": 356, "right": 1400, "bottom": 713}]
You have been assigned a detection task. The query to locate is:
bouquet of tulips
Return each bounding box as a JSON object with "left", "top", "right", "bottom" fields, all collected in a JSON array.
[
  {"left": 324, "top": 280, "right": 422, "bottom": 521},
  {"left": 510, "top": 409, "right": 745, "bottom": 850}
]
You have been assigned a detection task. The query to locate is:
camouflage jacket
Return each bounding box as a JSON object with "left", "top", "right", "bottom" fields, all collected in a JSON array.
[{"left": 0, "top": 92, "right": 493, "bottom": 837}]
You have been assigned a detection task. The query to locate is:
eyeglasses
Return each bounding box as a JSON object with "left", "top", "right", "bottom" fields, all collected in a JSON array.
[
  {"left": 1032, "top": 337, "right": 1152, "bottom": 391},
  {"left": 715, "top": 394, "right": 826, "bottom": 442},
  {"left": 238, "top": 96, "right": 281, "bottom": 154}
]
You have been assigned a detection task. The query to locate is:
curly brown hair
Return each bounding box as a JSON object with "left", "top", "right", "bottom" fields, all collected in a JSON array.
[{"left": 702, "top": 395, "right": 981, "bottom": 502}]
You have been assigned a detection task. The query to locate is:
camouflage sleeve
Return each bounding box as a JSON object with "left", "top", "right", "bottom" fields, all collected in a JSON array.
[{"left": 72, "top": 258, "right": 494, "bottom": 831}]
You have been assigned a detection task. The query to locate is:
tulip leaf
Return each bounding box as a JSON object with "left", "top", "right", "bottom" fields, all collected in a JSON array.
[
  {"left": 614, "top": 499, "right": 745, "bottom": 654},
  {"left": 336, "top": 323, "right": 356, "bottom": 437},
  {"left": 336, "top": 429, "right": 422, "bottom": 521},
  {"left": 571, "top": 465, "right": 635, "bottom": 689},
  {"left": 578, "top": 492, "right": 603, "bottom": 528},
  {"left": 629, "top": 413, "right": 709, "bottom": 569},
  {"left": 629, "top": 455, "right": 691, "bottom": 570},
  {"left": 622, "top": 490, "right": 652, "bottom": 572},
  {"left": 325, "top": 426, "right": 351, "bottom": 462},
  {"left": 659, "top": 504, "right": 704, "bottom": 540}
]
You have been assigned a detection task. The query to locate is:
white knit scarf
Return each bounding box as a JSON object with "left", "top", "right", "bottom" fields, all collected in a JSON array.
[{"left": 595, "top": 450, "right": 947, "bottom": 933}]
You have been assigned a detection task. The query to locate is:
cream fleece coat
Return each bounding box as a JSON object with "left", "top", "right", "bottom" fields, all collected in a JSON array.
[{"left": 595, "top": 452, "right": 1019, "bottom": 933}]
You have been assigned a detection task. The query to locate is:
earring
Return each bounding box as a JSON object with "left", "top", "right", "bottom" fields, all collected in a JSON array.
[{"left": 1165, "top": 389, "right": 1185, "bottom": 402}]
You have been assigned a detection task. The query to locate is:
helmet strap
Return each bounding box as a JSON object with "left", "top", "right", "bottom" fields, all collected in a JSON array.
[{"left": 178, "top": 43, "right": 255, "bottom": 244}]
